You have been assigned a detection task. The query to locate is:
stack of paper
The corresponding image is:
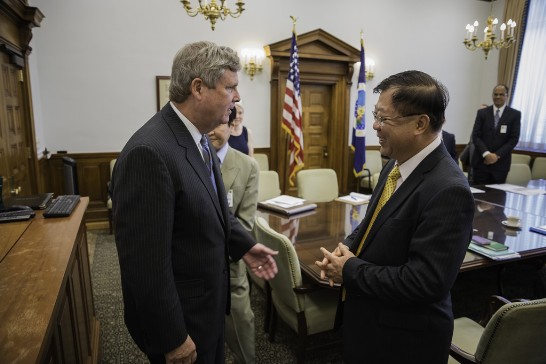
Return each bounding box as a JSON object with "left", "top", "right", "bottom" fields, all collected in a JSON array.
[
  {"left": 265, "top": 195, "right": 306, "bottom": 208},
  {"left": 335, "top": 192, "right": 371, "bottom": 205},
  {"left": 468, "top": 243, "right": 521, "bottom": 261}
]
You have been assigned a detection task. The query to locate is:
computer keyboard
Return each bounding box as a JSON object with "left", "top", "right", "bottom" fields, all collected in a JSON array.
[{"left": 43, "top": 195, "right": 80, "bottom": 218}]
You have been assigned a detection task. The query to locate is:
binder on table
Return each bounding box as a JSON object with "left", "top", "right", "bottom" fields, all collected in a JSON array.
[
  {"left": 529, "top": 225, "right": 546, "bottom": 236},
  {"left": 4, "top": 193, "right": 54, "bottom": 210},
  {"left": 258, "top": 195, "right": 317, "bottom": 216}
]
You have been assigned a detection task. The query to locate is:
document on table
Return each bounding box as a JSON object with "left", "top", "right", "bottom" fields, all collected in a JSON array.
[
  {"left": 485, "top": 184, "right": 546, "bottom": 196},
  {"left": 335, "top": 192, "right": 371, "bottom": 205}
]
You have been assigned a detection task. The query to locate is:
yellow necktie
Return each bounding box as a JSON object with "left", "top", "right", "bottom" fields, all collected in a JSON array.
[{"left": 355, "top": 164, "right": 401, "bottom": 256}]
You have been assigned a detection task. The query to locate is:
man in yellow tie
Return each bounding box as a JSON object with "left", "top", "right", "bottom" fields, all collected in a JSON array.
[{"left": 316, "top": 70, "right": 475, "bottom": 364}]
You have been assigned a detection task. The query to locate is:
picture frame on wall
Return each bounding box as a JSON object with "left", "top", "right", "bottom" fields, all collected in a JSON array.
[{"left": 156, "top": 76, "right": 171, "bottom": 111}]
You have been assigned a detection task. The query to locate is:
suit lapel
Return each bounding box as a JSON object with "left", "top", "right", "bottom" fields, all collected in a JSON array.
[
  {"left": 357, "top": 146, "right": 446, "bottom": 255},
  {"left": 160, "top": 104, "right": 225, "bottom": 225},
  {"left": 221, "top": 149, "right": 239, "bottom": 191}
]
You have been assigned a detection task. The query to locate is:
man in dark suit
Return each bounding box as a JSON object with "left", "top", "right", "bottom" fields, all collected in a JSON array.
[
  {"left": 442, "top": 129, "right": 457, "bottom": 162},
  {"left": 471, "top": 84, "right": 521, "bottom": 184},
  {"left": 317, "top": 70, "right": 475, "bottom": 363},
  {"left": 111, "top": 41, "right": 277, "bottom": 364}
]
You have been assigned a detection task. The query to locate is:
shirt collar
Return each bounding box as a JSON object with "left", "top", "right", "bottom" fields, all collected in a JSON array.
[
  {"left": 216, "top": 143, "right": 229, "bottom": 164},
  {"left": 494, "top": 104, "right": 506, "bottom": 116},
  {"left": 170, "top": 101, "right": 203, "bottom": 148},
  {"left": 396, "top": 134, "right": 442, "bottom": 183}
]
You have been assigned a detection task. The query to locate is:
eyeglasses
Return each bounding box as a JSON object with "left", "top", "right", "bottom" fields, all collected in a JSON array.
[
  {"left": 372, "top": 110, "right": 420, "bottom": 127},
  {"left": 493, "top": 93, "right": 507, "bottom": 97}
]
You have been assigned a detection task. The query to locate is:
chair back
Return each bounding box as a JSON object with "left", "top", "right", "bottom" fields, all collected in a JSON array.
[
  {"left": 531, "top": 157, "right": 546, "bottom": 179},
  {"left": 360, "top": 150, "right": 383, "bottom": 190},
  {"left": 258, "top": 171, "right": 281, "bottom": 202},
  {"left": 475, "top": 298, "right": 546, "bottom": 363},
  {"left": 511, "top": 153, "right": 531, "bottom": 165},
  {"left": 297, "top": 168, "right": 339, "bottom": 202},
  {"left": 505, "top": 163, "right": 532, "bottom": 186},
  {"left": 110, "top": 159, "right": 117, "bottom": 177},
  {"left": 253, "top": 153, "right": 269, "bottom": 171},
  {"left": 254, "top": 217, "right": 304, "bottom": 312}
]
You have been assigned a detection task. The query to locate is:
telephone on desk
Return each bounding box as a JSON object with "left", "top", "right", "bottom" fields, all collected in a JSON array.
[
  {"left": 0, "top": 176, "right": 35, "bottom": 222},
  {"left": 0, "top": 205, "right": 36, "bottom": 222}
]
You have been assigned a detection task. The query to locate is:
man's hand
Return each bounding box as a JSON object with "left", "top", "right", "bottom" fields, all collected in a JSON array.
[
  {"left": 315, "top": 243, "right": 354, "bottom": 287},
  {"left": 243, "top": 243, "right": 278, "bottom": 280},
  {"left": 484, "top": 153, "right": 499, "bottom": 165},
  {"left": 165, "top": 335, "right": 197, "bottom": 364}
]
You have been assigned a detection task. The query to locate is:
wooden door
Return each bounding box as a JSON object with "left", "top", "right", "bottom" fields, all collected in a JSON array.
[
  {"left": 0, "top": 53, "right": 32, "bottom": 201},
  {"left": 301, "top": 84, "right": 332, "bottom": 170}
]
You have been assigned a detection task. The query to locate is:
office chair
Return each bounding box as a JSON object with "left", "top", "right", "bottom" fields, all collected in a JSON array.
[
  {"left": 358, "top": 150, "right": 382, "bottom": 192},
  {"left": 449, "top": 295, "right": 546, "bottom": 364},
  {"left": 511, "top": 153, "right": 531, "bottom": 166},
  {"left": 62, "top": 156, "right": 79, "bottom": 195},
  {"left": 257, "top": 170, "right": 281, "bottom": 202},
  {"left": 107, "top": 159, "right": 116, "bottom": 234},
  {"left": 531, "top": 157, "right": 546, "bottom": 179},
  {"left": 253, "top": 153, "right": 269, "bottom": 171},
  {"left": 254, "top": 216, "right": 339, "bottom": 363},
  {"left": 296, "top": 168, "right": 338, "bottom": 203},
  {"left": 505, "top": 163, "right": 532, "bottom": 186}
]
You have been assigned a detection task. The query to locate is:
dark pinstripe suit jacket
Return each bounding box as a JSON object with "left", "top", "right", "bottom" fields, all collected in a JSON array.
[
  {"left": 340, "top": 143, "right": 475, "bottom": 363},
  {"left": 471, "top": 105, "right": 521, "bottom": 173},
  {"left": 111, "top": 103, "right": 255, "bottom": 360}
]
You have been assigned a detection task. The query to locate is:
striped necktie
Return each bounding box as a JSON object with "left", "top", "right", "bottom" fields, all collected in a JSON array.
[
  {"left": 494, "top": 109, "right": 500, "bottom": 129},
  {"left": 355, "top": 164, "right": 401, "bottom": 256},
  {"left": 200, "top": 135, "right": 217, "bottom": 193}
]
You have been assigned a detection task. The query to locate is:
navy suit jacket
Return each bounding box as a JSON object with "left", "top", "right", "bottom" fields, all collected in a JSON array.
[
  {"left": 340, "top": 143, "right": 475, "bottom": 363},
  {"left": 471, "top": 105, "right": 521, "bottom": 173},
  {"left": 112, "top": 103, "right": 255, "bottom": 360},
  {"left": 442, "top": 130, "right": 457, "bottom": 162}
]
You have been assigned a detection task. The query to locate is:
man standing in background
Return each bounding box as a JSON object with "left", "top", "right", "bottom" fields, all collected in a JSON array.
[
  {"left": 112, "top": 41, "right": 277, "bottom": 364},
  {"left": 209, "top": 112, "right": 259, "bottom": 364},
  {"left": 471, "top": 84, "right": 521, "bottom": 184}
]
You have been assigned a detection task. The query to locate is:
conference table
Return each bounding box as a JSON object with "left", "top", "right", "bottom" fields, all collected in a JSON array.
[{"left": 256, "top": 180, "right": 546, "bottom": 289}]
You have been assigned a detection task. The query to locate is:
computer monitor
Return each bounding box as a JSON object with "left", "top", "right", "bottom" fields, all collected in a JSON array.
[{"left": 62, "top": 157, "right": 79, "bottom": 195}]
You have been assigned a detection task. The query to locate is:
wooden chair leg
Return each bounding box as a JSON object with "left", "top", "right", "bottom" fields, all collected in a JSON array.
[
  {"left": 268, "top": 304, "right": 277, "bottom": 342},
  {"left": 296, "top": 312, "right": 308, "bottom": 364},
  {"left": 264, "top": 281, "right": 272, "bottom": 333}
]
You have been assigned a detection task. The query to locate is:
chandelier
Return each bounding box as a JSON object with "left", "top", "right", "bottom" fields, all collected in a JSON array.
[
  {"left": 180, "top": 0, "right": 245, "bottom": 31},
  {"left": 463, "top": 1, "right": 516, "bottom": 60}
]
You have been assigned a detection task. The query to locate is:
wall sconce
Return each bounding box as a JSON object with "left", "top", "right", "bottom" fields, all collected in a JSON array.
[
  {"left": 241, "top": 48, "right": 265, "bottom": 80},
  {"left": 365, "top": 58, "right": 375, "bottom": 80}
]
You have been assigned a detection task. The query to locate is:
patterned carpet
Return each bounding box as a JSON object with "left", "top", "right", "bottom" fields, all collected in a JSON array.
[
  {"left": 89, "top": 229, "right": 544, "bottom": 363},
  {"left": 88, "top": 229, "right": 343, "bottom": 364}
]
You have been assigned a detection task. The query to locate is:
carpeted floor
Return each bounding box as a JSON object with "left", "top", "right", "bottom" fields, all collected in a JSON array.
[
  {"left": 89, "top": 229, "right": 343, "bottom": 364},
  {"left": 89, "top": 229, "right": 544, "bottom": 363}
]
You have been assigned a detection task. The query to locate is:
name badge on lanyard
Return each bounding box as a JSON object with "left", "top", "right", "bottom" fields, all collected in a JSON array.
[
  {"left": 227, "top": 189, "right": 233, "bottom": 208},
  {"left": 500, "top": 125, "right": 507, "bottom": 134}
]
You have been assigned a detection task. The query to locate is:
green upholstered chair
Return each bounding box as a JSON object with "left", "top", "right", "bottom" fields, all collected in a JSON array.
[
  {"left": 505, "top": 163, "right": 532, "bottom": 186},
  {"left": 253, "top": 153, "right": 269, "bottom": 171},
  {"left": 511, "top": 153, "right": 531, "bottom": 165},
  {"left": 449, "top": 295, "right": 546, "bottom": 364},
  {"left": 296, "top": 168, "right": 339, "bottom": 203},
  {"left": 531, "top": 157, "right": 546, "bottom": 179},
  {"left": 257, "top": 170, "right": 281, "bottom": 202},
  {"left": 358, "top": 150, "right": 383, "bottom": 192},
  {"left": 254, "top": 216, "right": 339, "bottom": 363}
]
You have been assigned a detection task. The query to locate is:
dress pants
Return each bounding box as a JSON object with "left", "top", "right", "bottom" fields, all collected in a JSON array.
[{"left": 225, "top": 259, "right": 255, "bottom": 364}]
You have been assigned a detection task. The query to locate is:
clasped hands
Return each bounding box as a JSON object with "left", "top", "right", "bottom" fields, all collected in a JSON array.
[
  {"left": 315, "top": 243, "right": 354, "bottom": 287},
  {"left": 484, "top": 153, "right": 499, "bottom": 165}
]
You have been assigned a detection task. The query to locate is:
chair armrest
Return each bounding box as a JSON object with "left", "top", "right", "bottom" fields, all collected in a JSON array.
[
  {"left": 293, "top": 284, "right": 321, "bottom": 294},
  {"left": 450, "top": 343, "right": 477, "bottom": 364},
  {"left": 479, "top": 295, "right": 511, "bottom": 326}
]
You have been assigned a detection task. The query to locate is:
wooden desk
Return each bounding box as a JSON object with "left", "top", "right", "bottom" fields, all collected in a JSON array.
[
  {"left": 257, "top": 197, "right": 546, "bottom": 288},
  {"left": 0, "top": 197, "right": 100, "bottom": 364},
  {"left": 471, "top": 179, "right": 546, "bottom": 215}
]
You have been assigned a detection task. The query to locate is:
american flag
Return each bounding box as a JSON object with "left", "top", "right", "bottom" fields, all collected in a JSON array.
[
  {"left": 351, "top": 33, "right": 366, "bottom": 176},
  {"left": 282, "top": 29, "right": 304, "bottom": 187}
]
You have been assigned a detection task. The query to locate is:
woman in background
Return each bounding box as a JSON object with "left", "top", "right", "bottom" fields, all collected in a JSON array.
[{"left": 229, "top": 102, "right": 255, "bottom": 156}]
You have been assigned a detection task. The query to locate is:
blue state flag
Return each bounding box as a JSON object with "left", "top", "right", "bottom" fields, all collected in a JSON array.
[{"left": 351, "top": 35, "right": 366, "bottom": 177}]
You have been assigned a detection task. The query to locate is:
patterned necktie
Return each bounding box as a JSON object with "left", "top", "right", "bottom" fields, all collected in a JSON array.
[
  {"left": 355, "top": 164, "right": 401, "bottom": 256},
  {"left": 494, "top": 109, "right": 500, "bottom": 129},
  {"left": 200, "top": 135, "right": 217, "bottom": 192}
]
